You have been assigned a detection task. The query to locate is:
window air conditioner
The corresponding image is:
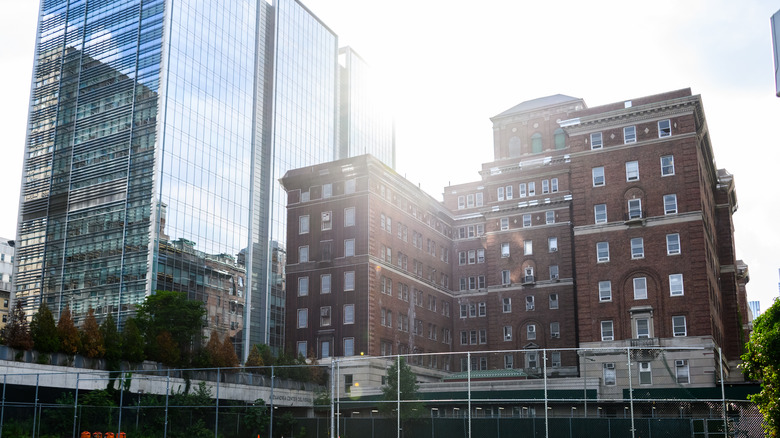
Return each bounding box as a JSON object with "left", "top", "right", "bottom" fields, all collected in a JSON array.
[
  {"left": 605, "top": 363, "right": 615, "bottom": 370},
  {"left": 551, "top": 333, "right": 559, "bottom": 338},
  {"left": 321, "top": 212, "right": 330, "bottom": 221},
  {"left": 675, "top": 360, "right": 687, "bottom": 367}
]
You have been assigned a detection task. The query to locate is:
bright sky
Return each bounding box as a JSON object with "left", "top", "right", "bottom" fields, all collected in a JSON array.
[{"left": 1, "top": 0, "right": 779, "bottom": 312}]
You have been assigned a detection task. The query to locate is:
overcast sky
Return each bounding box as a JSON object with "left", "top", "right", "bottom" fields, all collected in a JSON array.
[{"left": 1, "top": 0, "right": 778, "bottom": 312}]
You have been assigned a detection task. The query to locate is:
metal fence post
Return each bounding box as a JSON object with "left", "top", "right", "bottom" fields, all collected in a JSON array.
[
  {"left": 270, "top": 365, "right": 274, "bottom": 438},
  {"left": 719, "top": 347, "right": 728, "bottom": 437},
  {"left": 215, "top": 367, "right": 220, "bottom": 438},
  {"left": 32, "top": 373, "right": 39, "bottom": 438},
  {"left": 337, "top": 360, "right": 341, "bottom": 438},
  {"left": 543, "top": 349, "right": 548, "bottom": 438},
  {"left": 330, "top": 360, "right": 335, "bottom": 438},
  {"left": 164, "top": 369, "right": 170, "bottom": 438},
  {"left": 467, "top": 351, "right": 471, "bottom": 438},
  {"left": 397, "top": 356, "right": 401, "bottom": 438},
  {"left": 627, "top": 347, "right": 635, "bottom": 438},
  {"left": 73, "top": 373, "right": 80, "bottom": 438},
  {"left": 118, "top": 372, "right": 125, "bottom": 437},
  {"left": 1, "top": 374, "right": 6, "bottom": 438}
]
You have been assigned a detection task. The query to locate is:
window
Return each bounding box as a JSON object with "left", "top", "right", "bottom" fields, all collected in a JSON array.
[
  {"left": 457, "top": 196, "right": 465, "bottom": 210},
  {"left": 636, "top": 318, "right": 650, "bottom": 338},
  {"left": 639, "top": 362, "right": 652, "bottom": 385},
  {"left": 523, "top": 214, "right": 531, "bottom": 227},
  {"left": 528, "top": 182, "right": 536, "bottom": 196},
  {"left": 664, "top": 194, "right": 678, "bottom": 214},
  {"left": 550, "top": 322, "right": 560, "bottom": 338},
  {"left": 468, "top": 276, "right": 476, "bottom": 290},
  {"left": 551, "top": 178, "right": 559, "bottom": 193},
  {"left": 344, "top": 271, "right": 355, "bottom": 291},
  {"left": 591, "top": 132, "right": 603, "bottom": 149},
  {"left": 594, "top": 204, "right": 607, "bottom": 223},
  {"left": 672, "top": 315, "right": 687, "bottom": 337},
  {"left": 299, "top": 215, "right": 310, "bottom": 234},
  {"left": 343, "top": 338, "right": 354, "bottom": 356},
  {"left": 323, "top": 183, "right": 332, "bottom": 198},
  {"left": 477, "top": 249, "right": 485, "bottom": 263},
  {"left": 549, "top": 265, "right": 559, "bottom": 280},
  {"left": 631, "top": 237, "right": 644, "bottom": 259},
  {"left": 299, "top": 246, "right": 309, "bottom": 263},
  {"left": 320, "top": 306, "right": 332, "bottom": 327},
  {"left": 526, "top": 296, "right": 535, "bottom": 311},
  {"left": 524, "top": 240, "right": 533, "bottom": 255},
  {"left": 546, "top": 211, "right": 555, "bottom": 224},
  {"left": 321, "top": 211, "right": 332, "bottom": 230},
  {"left": 628, "top": 199, "right": 642, "bottom": 219},
  {"left": 542, "top": 179, "right": 550, "bottom": 194},
  {"left": 478, "top": 302, "right": 487, "bottom": 317},
  {"left": 532, "top": 133, "right": 543, "bottom": 153},
  {"left": 501, "top": 243, "right": 510, "bottom": 258},
  {"left": 297, "top": 309, "right": 308, "bottom": 328},
  {"left": 459, "top": 251, "right": 466, "bottom": 265},
  {"left": 527, "top": 324, "right": 536, "bottom": 340},
  {"left": 297, "top": 341, "right": 307, "bottom": 358},
  {"left": 476, "top": 192, "right": 483, "bottom": 206},
  {"left": 604, "top": 363, "right": 616, "bottom": 385},
  {"left": 676, "top": 359, "right": 690, "bottom": 383},
  {"left": 596, "top": 242, "right": 610, "bottom": 262},
  {"left": 633, "top": 277, "right": 648, "bottom": 300},
  {"left": 624, "top": 126, "right": 636, "bottom": 143},
  {"left": 468, "top": 250, "right": 476, "bottom": 264},
  {"left": 501, "top": 270, "right": 511, "bottom": 285},
  {"left": 321, "top": 274, "right": 331, "bottom": 294},
  {"left": 551, "top": 352, "right": 561, "bottom": 368},
  {"left": 599, "top": 281, "right": 612, "bottom": 301},
  {"left": 501, "top": 217, "right": 509, "bottom": 231},
  {"left": 344, "top": 207, "right": 355, "bottom": 227},
  {"left": 460, "top": 304, "right": 468, "bottom": 318},
  {"left": 345, "top": 178, "right": 356, "bottom": 194},
  {"left": 592, "top": 167, "right": 605, "bottom": 186},
  {"left": 519, "top": 183, "right": 527, "bottom": 197},
  {"left": 466, "top": 194, "right": 474, "bottom": 208},
  {"left": 524, "top": 267, "right": 534, "bottom": 283},
  {"left": 469, "top": 303, "right": 477, "bottom": 318},
  {"left": 344, "top": 239, "right": 355, "bottom": 257},
  {"left": 661, "top": 155, "right": 675, "bottom": 176},
  {"left": 554, "top": 128, "right": 566, "bottom": 149},
  {"left": 344, "top": 304, "right": 354, "bottom": 324},
  {"left": 601, "top": 321, "right": 614, "bottom": 341},
  {"left": 626, "top": 161, "right": 639, "bottom": 181},
  {"left": 460, "top": 331, "right": 468, "bottom": 345},
  {"left": 298, "top": 277, "right": 309, "bottom": 296},
  {"left": 497, "top": 187, "right": 505, "bottom": 201},
  {"left": 504, "top": 326, "right": 512, "bottom": 341},
  {"left": 321, "top": 341, "right": 330, "bottom": 359},
  {"left": 666, "top": 233, "right": 681, "bottom": 255},
  {"left": 549, "top": 293, "right": 559, "bottom": 309},
  {"left": 470, "top": 330, "right": 478, "bottom": 344},
  {"left": 526, "top": 352, "right": 538, "bottom": 368},
  {"left": 504, "top": 354, "right": 514, "bottom": 369},
  {"left": 506, "top": 185, "right": 514, "bottom": 200},
  {"left": 502, "top": 298, "right": 512, "bottom": 313},
  {"left": 669, "top": 274, "right": 684, "bottom": 296},
  {"left": 658, "top": 119, "right": 671, "bottom": 137},
  {"left": 548, "top": 237, "right": 558, "bottom": 252}
]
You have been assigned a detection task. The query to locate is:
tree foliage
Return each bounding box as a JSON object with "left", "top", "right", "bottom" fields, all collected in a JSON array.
[
  {"left": 380, "top": 357, "right": 424, "bottom": 421},
  {"left": 245, "top": 344, "right": 264, "bottom": 369},
  {"left": 136, "top": 290, "right": 206, "bottom": 366},
  {"left": 80, "top": 307, "right": 105, "bottom": 358},
  {"left": 30, "top": 302, "right": 59, "bottom": 354},
  {"left": 120, "top": 317, "right": 145, "bottom": 363},
  {"left": 244, "top": 397, "right": 270, "bottom": 435},
  {"left": 1, "top": 299, "right": 33, "bottom": 351},
  {"left": 742, "top": 298, "right": 780, "bottom": 437},
  {"left": 57, "top": 305, "right": 81, "bottom": 355},
  {"left": 100, "top": 313, "right": 122, "bottom": 369}
]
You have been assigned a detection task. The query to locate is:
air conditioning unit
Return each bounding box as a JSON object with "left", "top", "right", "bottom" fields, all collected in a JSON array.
[
  {"left": 528, "top": 325, "right": 536, "bottom": 333},
  {"left": 675, "top": 360, "right": 687, "bottom": 367},
  {"left": 605, "top": 363, "right": 615, "bottom": 370},
  {"left": 321, "top": 212, "right": 330, "bottom": 221},
  {"left": 551, "top": 333, "right": 560, "bottom": 338},
  {"left": 551, "top": 274, "right": 559, "bottom": 280},
  {"left": 551, "top": 247, "right": 558, "bottom": 252}
]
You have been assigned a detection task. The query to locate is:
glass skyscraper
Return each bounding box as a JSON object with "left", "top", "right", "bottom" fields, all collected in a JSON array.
[{"left": 15, "top": 0, "right": 394, "bottom": 357}]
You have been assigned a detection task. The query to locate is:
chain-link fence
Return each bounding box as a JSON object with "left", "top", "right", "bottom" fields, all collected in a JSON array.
[{"left": 0, "top": 345, "right": 765, "bottom": 438}]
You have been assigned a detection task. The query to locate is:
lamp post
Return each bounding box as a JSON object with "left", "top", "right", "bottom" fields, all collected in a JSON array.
[{"left": 431, "top": 407, "right": 438, "bottom": 438}]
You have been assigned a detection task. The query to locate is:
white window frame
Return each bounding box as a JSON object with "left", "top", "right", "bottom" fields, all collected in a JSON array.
[
  {"left": 628, "top": 199, "right": 642, "bottom": 219},
  {"left": 599, "top": 281, "right": 612, "bottom": 302},
  {"left": 661, "top": 155, "right": 675, "bottom": 176},
  {"left": 594, "top": 204, "right": 607, "bottom": 224},
  {"left": 664, "top": 194, "right": 678, "bottom": 215},
  {"left": 542, "top": 179, "right": 550, "bottom": 194},
  {"left": 596, "top": 241, "right": 609, "bottom": 262},
  {"left": 672, "top": 315, "right": 687, "bottom": 337},
  {"left": 527, "top": 324, "right": 537, "bottom": 340},
  {"left": 467, "top": 193, "right": 475, "bottom": 208},
  {"left": 477, "top": 249, "right": 485, "bottom": 263},
  {"left": 639, "top": 362, "right": 652, "bottom": 385},
  {"left": 321, "top": 274, "right": 331, "bottom": 294},
  {"left": 344, "top": 239, "right": 355, "bottom": 257},
  {"left": 528, "top": 182, "right": 536, "bottom": 196},
  {"left": 626, "top": 161, "right": 639, "bottom": 181},
  {"left": 502, "top": 298, "right": 512, "bottom": 313},
  {"left": 321, "top": 211, "right": 333, "bottom": 230},
  {"left": 523, "top": 214, "right": 531, "bottom": 227},
  {"left": 592, "top": 167, "right": 605, "bottom": 187},
  {"left": 468, "top": 249, "right": 476, "bottom": 264},
  {"left": 549, "top": 293, "right": 559, "bottom": 309},
  {"left": 299, "top": 246, "right": 309, "bottom": 263},
  {"left": 501, "top": 217, "right": 509, "bottom": 231},
  {"left": 501, "top": 243, "right": 510, "bottom": 258},
  {"left": 669, "top": 273, "right": 684, "bottom": 296},
  {"left": 551, "top": 178, "right": 559, "bottom": 193},
  {"left": 344, "top": 304, "right": 354, "bottom": 324},
  {"left": 299, "top": 215, "right": 310, "bottom": 234},
  {"left": 476, "top": 192, "right": 483, "bottom": 206},
  {"left": 323, "top": 183, "right": 332, "bottom": 198},
  {"left": 624, "top": 126, "right": 636, "bottom": 144},
  {"left": 344, "top": 207, "right": 355, "bottom": 227},
  {"left": 633, "top": 277, "right": 648, "bottom": 300},
  {"left": 503, "top": 326, "right": 512, "bottom": 341},
  {"left": 320, "top": 306, "right": 332, "bottom": 327},
  {"left": 601, "top": 320, "right": 614, "bottom": 341},
  {"left": 297, "top": 308, "right": 308, "bottom": 328},
  {"left": 666, "top": 233, "right": 681, "bottom": 255},
  {"left": 344, "top": 271, "right": 355, "bottom": 291},
  {"left": 457, "top": 196, "right": 465, "bottom": 209},
  {"left": 298, "top": 276, "right": 309, "bottom": 297},
  {"left": 676, "top": 360, "right": 690, "bottom": 384},
  {"left": 524, "top": 240, "right": 533, "bottom": 255},
  {"left": 519, "top": 183, "right": 527, "bottom": 197},
  {"left": 497, "top": 187, "right": 504, "bottom": 201},
  {"left": 506, "top": 185, "right": 513, "bottom": 200},
  {"left": 343, "top": 338, "right": 355, "bottom": 356},
  {"left": 636, "top": 318, "right": 650, "bottom": 338},
  {"left": 546, "top": 211, "right": 555, "bottom": 224},
  {"left": 591, "top": 132, "right": 603, "bottom": 149},
  {"left": 548, "top": 237, "right": 558, "bottom": 252},
  {"left": 550, "top": 322, "right": 560, "bottom": 338},
  {"left": 658, "top": 119, "right": 671, "bottom": 137},
  {"left": 604, "top": 363, "right": 617, "bottom": 385},
  {"left": 549, "top": 265, "right": 559, "bottom": 280},
  {"left": 501, "top": 270, "right": 511, "bottom": 285},
  {"left": 526, "top": 295, "right": 535, "bottom": 311},
  {"left": 631, "top": 237, "right": 644, "bottom": 259}
]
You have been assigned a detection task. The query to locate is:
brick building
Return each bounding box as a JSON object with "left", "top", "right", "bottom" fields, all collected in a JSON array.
[{"left": 281, "top": 89, "right": 750, "bottom": 388}]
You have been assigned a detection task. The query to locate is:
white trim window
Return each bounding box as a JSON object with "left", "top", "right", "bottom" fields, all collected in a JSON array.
[
  {"left": 345, "top": 178, "right": 356, "bottom": 194},
  {"left": 604, "top": 363, "right": 617, "bottom": 385},
  {"left": 624, "top": 126, "right": 637, "bottom": 143},
  {"left": 664, "top": 194, "right": 678, "bottom": 214},
  {"left": 504, "top": 354, "right": 514, "bottom": 369},
  {"left": 501, "top": 217, "right": 509, "bottom": 231},
  {"left": 591, "top": 132, "right": 603, "bottom": 149},
  {"left": 630, "top": 237, "right": 644, "bottom": 259},
  {"left": 548, "top": 237, "right": 558, "bottom": 252},
  {"left": 639, "top": 362, "right": 652, "bottom": 385},
  {"left": 299, "top": 215, "right": 310, "bottom": 234},
  {"left": 323, "top": 183, "right": 332, "bottom": 198},
  {"left": 297, "top": 341, "right": 307, "bottom": 358},
  {"left": 669, "top": 274, "right": 684, "bottom": 296},
  {"left": 626, "top": 161, "right": 639, "bottom": 181},
  {"left": 599, "top": 281, "right": 612, "bottom": 302},
  {"left": 344, "top": 271, "right": 355, "bottom": 291},
  {"left": 526, "top": 296, "right": 535, "bottom": 311},
  {"left": 320, "top": 306, "right": 331, "bottom": 327},
  {"left": 628, "top": 199, "right": 642, "bottom": 219},
  {"left": 468, "top": 250, "right": 476, "bottom": 264},
  {"left": 457, "top": 196, "right": 465, "bottom": 210},
  {"left": 550, "top": 322, "right": 560, "bottom": 338},
  {"left": 344, "top": 304, "right": 354, "bottom": 324},
  {"left": 506, "top": 185, "right": 513, "bottom": 200},
  {"left": 321, "top": 211, "right": 333, "bottom": 230},
  {"left": 528, "top": 182, "right": 536, "bottom": 196},
  {"left": 524, "top": 240, "right": 533, "bottom": 255},
  {"left": 501, "top": 243, "right": 510, "bottom": 258},
  {"left": 501, "top": 270, "right": 511, "bottom": 285},
  {"left": 467, "top": 194, "right": 475, "bottom": 208},
  {"left": 297, "top": 309, "right": 308, "bottom": 328},
  {"left": 299, "top": 246, "right": 309, "bottom": 263},
  {"left": 666, "top": 233, "right": 681, "bottom": 255},
  {"left": 298, "top": 276, "right": 309, "bottom": 297},
  {"left": 344, "top": 207, "right": 355, "bottom": 227},
  {"left": 596, "top": 241, "right": 609, "bottom": 262},
  {"left": 497, "top": 187, "right": 505, "bottom": 201},
  {"left": 503, "top": 298, "right": 512, "bottom": 313},
  {"left": 551, "top": 178, "right": 559, "bottom": 193},
  {"left": 321, "top": 274, "right": 331, "bottom": 294},
  {"left": 549, "top": 265, "right": 559, "bottom": 280},
  {"left": 658, "top": 119, "right": 672, "bottom": 137},
  {"left": 601, "top": 320, "right": 614, "bottom": 341},
  {"left": 476, "top": 192, "right": 483, "bottom": 206},
  {"left": 542, "top": 179, "right": 550, "bottom": 194},
  {"left": 672, "top": 315, "right": 687, "bottom": 337},
  {"left": 592, "top": 167, "right": 605, "bottom": 187},
  {"left": 527, "top": 324, "right": 536, "bottom": 340},
  {"left": 594, "top": 204, "right": 607, "bottom": 224},
  {"left": 633, "top": 277, "right": 648, "bottom": 300},
  {"left": 546, "top": 211, "right": 555, "bottom": 224},
  {"left": 477, "top": 249, "right": 485, "bottom": 263},
  {"left": 343, "top": 338, "right": 355, "bottom": 356},
  {"left": 549, "top": 293, "right": 559, "bottom": 309},
  {"left": 661, "top": 155, "right": 675, "bottom": 176},
  {"left": 344, "top": 239, "right": 355, "bottom": 257},
  {"left": 523, "top": 214, "right": 532, "bottom": 227},
  {"left": 503, "top": 325, "right": 512, "bottom": 341},
  {"left": 676, "top": 359, "right": 690, "bottom": 384},
  {"left": 519, "top": 183, "right": 527, "bottom": 197}
]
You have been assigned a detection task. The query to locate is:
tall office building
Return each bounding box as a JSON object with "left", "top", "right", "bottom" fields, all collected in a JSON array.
[
  {"left": 0, "top": 238, "right": 13, "bottom": 331},
  {"left": 15, "top": 0, "right": 393, "bottom": 357}
]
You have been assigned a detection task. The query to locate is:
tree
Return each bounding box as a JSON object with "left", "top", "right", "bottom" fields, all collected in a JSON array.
[
  {"left": 80, "top": 307, "right": 105, "bottom": 358},
  {"left": 219, "top": 335, "right": 239, "bottom": 368},
  {"left": 742, "top": 298, "right": 780, "bottom": 437},
  {"left": 244, "top": 398, "right": 270, "bottom": 435},
  {"left": 120, "top": 317, "right": 145, "bottom": 363},
  {"left": 100, "top": 314, "right": 122, "bottom": 369},
  {"left": 136, "top": 290, "right": 206, "bottom": 366},
  {"left": 1, "top": 300, "right": 33, "bottom": 355},
  {"left": 380, "top": 357, "right": 424, "bottom": 422},
  {"left": 30, "top": 302, "right": 59, "bottom": 354},
  {"left": 245, "top": 344, "right": 264, "bottom": 369},
  {"left": 57, "top": 305, "right": 81, "bottom": 355}
]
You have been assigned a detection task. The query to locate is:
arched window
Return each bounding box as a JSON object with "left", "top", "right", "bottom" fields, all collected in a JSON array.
[
  {"left": 509, "top": 136, "right": 522, "bottom": 157},
  {"left": 554, "top": 128, "right": 566, "bottom": 150},
  {"left": 531, "top": 133, "right": 542, "bottom": 153}
]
